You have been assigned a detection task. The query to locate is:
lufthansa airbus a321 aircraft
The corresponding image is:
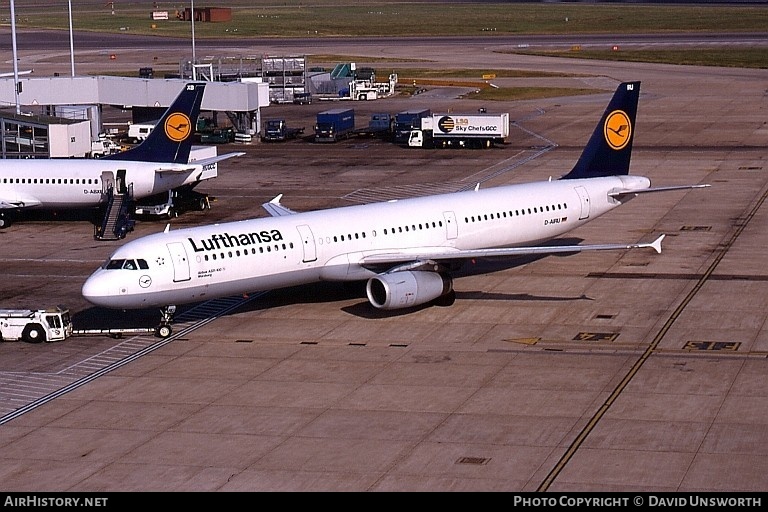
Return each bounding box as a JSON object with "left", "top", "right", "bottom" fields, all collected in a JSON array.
[
  {"left": 0, "top": 82, "right": 243, "bottom": 229},
  {"left": 83, "top": 81, "right": 708, "bottom": 337}
]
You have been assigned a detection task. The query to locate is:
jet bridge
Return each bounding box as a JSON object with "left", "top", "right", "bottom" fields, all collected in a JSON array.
[{"left": 0, "top": 76, "right": 270, "bottom": 150}]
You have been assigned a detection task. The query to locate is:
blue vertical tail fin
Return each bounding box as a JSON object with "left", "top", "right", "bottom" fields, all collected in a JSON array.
[
  {"left": 105, "top": 82, "right": 206, "bottom": 164},
  {"left": 561, "top": 81, "right": 640, "bottom": 180}
]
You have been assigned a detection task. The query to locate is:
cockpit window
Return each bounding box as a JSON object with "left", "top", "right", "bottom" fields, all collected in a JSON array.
[
  {"left": 104, "top": 259, "right": 145, "bottom": 270},
  {"left": 105, "top": 259, "right": 125, "bottom": 270}
]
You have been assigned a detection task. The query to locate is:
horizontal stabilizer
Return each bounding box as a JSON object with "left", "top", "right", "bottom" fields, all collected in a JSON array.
[
  {"left": 192, "top": 152, "right": 245, "bottom": 168},
  {"left": 609, "top": 183, "right": 710, "bottom": 200}
]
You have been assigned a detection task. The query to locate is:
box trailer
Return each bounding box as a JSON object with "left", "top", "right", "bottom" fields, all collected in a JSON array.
[
  {"left": 408, "top": 113, "right": 509, "bottom": 148},
  {"left": 314, "top": 108, "right": 355, "bottom": 143}
]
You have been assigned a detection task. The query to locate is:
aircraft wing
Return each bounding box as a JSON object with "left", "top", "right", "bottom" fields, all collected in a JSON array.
[
  {"left": 360, "top": 235, "right": 665, "bottom": 266},
  {"left": 0, "top": 195, "right": 41, "bottom": 209},
  {"left": 262, "top": 194, "right": 298, "bottom": 217}
]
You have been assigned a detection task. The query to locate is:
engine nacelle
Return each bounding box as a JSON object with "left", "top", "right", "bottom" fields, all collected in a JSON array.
[{"left": 366, "top": 271, "right": 453, "bottom": 310}]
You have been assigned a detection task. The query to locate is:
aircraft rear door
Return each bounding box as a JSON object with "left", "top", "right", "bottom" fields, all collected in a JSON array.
[
  {"left": 296, "top": 224, "right": 317, "bottom": 263},
  {"left": 166, "top": 242, "right": 191, "bottom": 282},
  {"left": 443, "top": 211, "right": 458, "bottom": 240},
  {"left": 574, "top": 186, "right": 591, "bottom": 220}
]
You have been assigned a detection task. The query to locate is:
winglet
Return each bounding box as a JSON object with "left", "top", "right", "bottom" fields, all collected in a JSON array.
[
  {"left": 650, "top": 234, "right": 665, "bottom": 254},
  {"left": 105, "top": 82, "right": 206, "bottom": 164}
]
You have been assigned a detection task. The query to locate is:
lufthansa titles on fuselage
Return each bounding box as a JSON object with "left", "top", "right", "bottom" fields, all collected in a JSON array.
[{"left": 188, "top": 229, "right": 284, "bottom": 252}]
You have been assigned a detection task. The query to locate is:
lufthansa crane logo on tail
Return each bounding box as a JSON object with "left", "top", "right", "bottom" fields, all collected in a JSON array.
[
  {"left": 603, "top": 110, "right": 631, "bottom": 150},
  {"left": 164, "top": 113, "right": 192, "bottom": 142}
]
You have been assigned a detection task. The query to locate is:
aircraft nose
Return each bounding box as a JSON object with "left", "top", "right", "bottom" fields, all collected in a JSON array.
[{"left": 81, "top": 272, "right": 111, "bottom": 307}]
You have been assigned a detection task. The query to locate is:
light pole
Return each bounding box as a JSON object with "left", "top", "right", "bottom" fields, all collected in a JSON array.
[
  {"left": 190, "top": 0, "right": 196, "bottom": 79},
  {"left": 68, "top": 0, "right": 75, "bottom": 76},
  {"left": 9, "top": 0, "right": 20, "bottom": 114}
]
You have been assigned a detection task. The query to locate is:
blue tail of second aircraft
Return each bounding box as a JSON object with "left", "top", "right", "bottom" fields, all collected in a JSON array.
[
  {"left": 105, "top": 82, "right": 206, "bottom": 164},
  {"left": 561, "top": 81, "right": 641, "bottom": 180}
]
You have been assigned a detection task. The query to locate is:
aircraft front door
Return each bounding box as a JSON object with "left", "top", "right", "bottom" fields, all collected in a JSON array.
[
  {"left": 443, "top": 211, "right": 458, "bottom": 240},
  {"left": 296, "top": 224, "right": 317, "bottom": 263},
  {"left": 575, "top": 186, "right": 591, "bottom": 220},
  {"left": 100, "top": 171, "right": 114, "bottom": 195},
  {"left": 167, "top": 242, "right": 191, "bottom": 282}
]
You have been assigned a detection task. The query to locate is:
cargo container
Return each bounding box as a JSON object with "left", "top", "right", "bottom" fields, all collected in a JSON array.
[
  {"left": 393, "top": 108, "right": 431, "bottom": 143},
  {"left": 314, "top": 108, "right": 355, "bottom": 143}
]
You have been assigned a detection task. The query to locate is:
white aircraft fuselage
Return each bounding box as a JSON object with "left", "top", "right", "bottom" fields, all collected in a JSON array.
[
  {"left": 82, "top": 174, "right": 651, "bottom": 309},
  {"left": 0, "top": 159, "right": 214, "bottom": 210},
  {"left": 82, "top": 81, "right": 706, "bottom": 331}
]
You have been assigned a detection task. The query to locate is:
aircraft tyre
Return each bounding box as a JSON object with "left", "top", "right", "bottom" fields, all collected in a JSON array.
[
  {"left": 22, "top": 324, "right": 46, "bottom": 343},
  {"left": 0, "top": 214, "right": 10, "bottom": 229},
  {"left": 156, "top": 325, "right": 173, "bottom": 338}
]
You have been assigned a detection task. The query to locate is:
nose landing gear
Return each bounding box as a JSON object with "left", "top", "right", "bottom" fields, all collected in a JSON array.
[{"left": 155, "top": 305, "right": 176, "bottom": 338}]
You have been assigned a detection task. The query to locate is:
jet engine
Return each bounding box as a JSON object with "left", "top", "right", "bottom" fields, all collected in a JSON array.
[{"left": 366, "top": 271, "right": 453, "bottom": 310}]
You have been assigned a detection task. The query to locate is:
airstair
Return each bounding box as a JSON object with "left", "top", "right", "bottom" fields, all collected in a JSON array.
[{"left": 94, "top": 184, "right": 135, "bottom": 241}]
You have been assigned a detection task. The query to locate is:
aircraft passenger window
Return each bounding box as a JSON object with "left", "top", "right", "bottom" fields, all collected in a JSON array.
[
  {"left": 106, "top": 259, "right": 124, "bottom": 269},
  {"left": 138, "top": 259, "right": 149, "bottom": 269},
  {"left": 212, "top": 254, "right": 217, "bottom": 260},
  {"left": 564, "top": 203, "right": 568, "bottom": 208},
  {"left": 204, "top": 255, "right": 209, "bottom": 261},
  {"left": 405, "top": 226, "right": 409, "bottom": 232},
  {"left": 267, "top": 246, "right": 271, "bottom": 252},
  {"left": 384, "top": 229, "right": 388, "bottom": 235},
  {"left": 260, "top": 247, "right": 264, "bottom": 253}
]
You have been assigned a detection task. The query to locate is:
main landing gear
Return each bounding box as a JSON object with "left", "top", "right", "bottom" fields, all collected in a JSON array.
[{"left": 155, "top": 305, "right": 176, "bottom": 338}]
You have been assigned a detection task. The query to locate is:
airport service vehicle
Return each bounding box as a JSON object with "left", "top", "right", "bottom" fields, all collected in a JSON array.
[
  {"left": 354, "top": 113, "right": 393, "bottom": 139},
  {"left": 0, "top": 306, "right": 73, "bottom": 343},
  {"left": 261, "top": 118, "right": 305, "bottom": 142},
  {"left": 408, "top": 113, "right": 510, "bottom": 148},
  {"left": 393, "top": 108, "right": 431, "bottom": 143},
  {"left": 89, "top": 136, "right": 122, "bottom": 158},
  {"left": 314, "top": 108, "right": 355, "bottom": 142},
  {"left": 82, "top": 82, "right": 708, "bottom": 337},
  {"left": 293, "top": 92, "right": 312, "bottom": 105},
  {"left": 127, "top": 121, "right": 157, "bottom": 143}
]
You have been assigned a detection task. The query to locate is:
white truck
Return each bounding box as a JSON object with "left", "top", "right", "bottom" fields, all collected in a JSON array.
[
  {"left": 90, "top": 136, "right": 122, "bottom": 157},
  {"left": 127, "top": 121, "right": 157, "bottom": 143},
  {"left": 0, "top": 306, "right": 73, "bottom": 343},
  {"left": 408, "top": 112, "right": 510, "bottom": 149}
]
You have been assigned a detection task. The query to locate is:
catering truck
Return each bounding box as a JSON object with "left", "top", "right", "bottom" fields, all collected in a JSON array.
[
  {"left": 408, "top": 112, "right": 510, "bottom": 148},
  {"left": 314, "top": 108, "right": 355, "bottom": 143}
]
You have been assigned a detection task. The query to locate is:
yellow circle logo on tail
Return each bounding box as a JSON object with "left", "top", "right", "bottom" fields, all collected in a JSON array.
[
  {"left": 604, "top": 110, "right": 631, "bottom": 150},
  {"left": 164, "top": 113, "right": 192, "bottom": 143}
]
